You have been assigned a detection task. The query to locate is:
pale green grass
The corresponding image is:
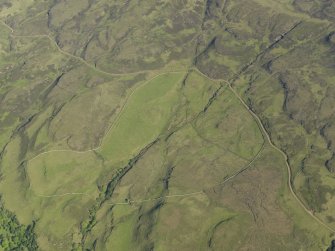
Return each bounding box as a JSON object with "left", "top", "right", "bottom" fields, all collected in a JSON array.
[
  {"left": 27, "top": 151, "right": 102, "bottom": 196},
  {"left": 100, "top": 72, "right": 184, "bottom": 163},
  {"left": 0, "top": 137, "right": 32, "bottom": 224},
  {"left": 19, "top": 151, "right": 103, "bottom": 249},
  {"left": 277, "top": 147, "right": 334, "bottom": 249},
  {"left": 154, "top": 195, "right": 238, "bottom": 250},
  {"left": 105, "top": 207, "right": 137, "bottom": 251},
  {"left": 183, "top": 70, "right": 221, "bottom": 115},
  {"left": 194, "top": 88, "right": 264, "bottom": 160}
]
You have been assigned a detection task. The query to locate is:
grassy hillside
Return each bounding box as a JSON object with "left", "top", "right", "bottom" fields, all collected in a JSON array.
[{"left": 0, "top": 0, "right": 335, "bottom": 250}]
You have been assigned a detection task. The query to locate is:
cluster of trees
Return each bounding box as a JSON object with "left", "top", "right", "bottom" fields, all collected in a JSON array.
[
  {"left": 327, "top": 240, "right": 335, "bottom": 251},
  {"left": 0, "top": 204, "right": 38, "bottom": 250}
]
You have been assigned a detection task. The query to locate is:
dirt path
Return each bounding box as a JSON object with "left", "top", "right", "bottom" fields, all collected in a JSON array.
[
  {"left": 27, "top": 66, "right": 264, "bottom": 206},
  {"left": 0, "top": 20, "right": 185, "bottom": 77},
  {"left": 24, "top": 59, "right": 335, "bottom": 233},
  {"left": 184, "top": 65, "right": 335, "bottom": 233},
  {"left": 34, "top": 139, "right": 264, "bottom": 203},
  {"left": 1, "top": 18, "right": 333, "bottom": 233},
  {"left": 36, "top": 192, "right": 89, "bottom": 198},
  {"left": 0, "top": 20, "right": 14, "bottom": 33},
  {"left": 109, "top": 147, "right": 264, "bottom": 206},
  {"left": 12, "top": 33, "right": 159, "bottom": 77},
  {"left": 225, "top": 80, "right": 335, "bottom": 233},
  {"left": 27, "top": 71, "right": 185, "bottom": 163}
]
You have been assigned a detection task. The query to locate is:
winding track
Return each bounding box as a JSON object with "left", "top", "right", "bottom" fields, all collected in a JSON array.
[
  {"left": 1, "top": 19, "right": 334, "bottom": 233},
  {"left": 0, "top": 19, "right": 184, "bottom": 77},
  {"left": 36, "top": 192, "right": 89, "bottom": 198},
  {"left": 27, "top": 70, "right": 185, "bottom": 163},
  {"left": 110, "top": 139, "right": 265, "bottom": 206},
  {"left": 108, "top": 68, "right": 335, "bottom": 233},
  {"left": 224, "top": 80, "right": 335, "bottom": 233}
]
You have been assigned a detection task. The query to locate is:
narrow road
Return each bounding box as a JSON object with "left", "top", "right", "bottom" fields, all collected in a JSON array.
[
  {"left": 1, "top": 18, "right": 333, "bottom": 233},
  {"left": 36, "top": 192, "right": 89, "bottom": 198},
  {"left": 0, "top": 20, "right": 185, "bottom": 77},
  {"left": 0, "top": 20, "right": 14, "bottom": 33},
  {"left": 109, "top": 150, "right": 263, "bottom": 206},
  {"left": 225, "top": 80, "right": 335, "bottom": 233},
  {"left": 109, "top": 84, "right": 267, "bottom": 206},
  {"left": 27, "top": 71, "right": 185, "bottom": 163},
  {"left": 12, "top": 33, "right": 157, "bottom": 77}
]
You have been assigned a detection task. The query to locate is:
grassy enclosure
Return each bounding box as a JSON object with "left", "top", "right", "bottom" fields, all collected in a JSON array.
[{"left": 0, "top": 0, "right": 335, "bottom": 250}]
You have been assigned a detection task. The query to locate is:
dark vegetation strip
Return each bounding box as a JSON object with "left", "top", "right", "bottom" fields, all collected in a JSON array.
[
  {"left": 79, "top": 67, "right": 267, "bottom": 248},
  {"left": 230, "top": 21, "right": 303, "bottom": 83},
  {"left": 226, "top": 81, "right": 335, "bottom": 233},
  {"left": 40, "top": 72, "right": 64, "bottom": 100},
  {"left": 77, "top": 67, "right": 230, "bottom": 247},
  {"left": 207, "top": 217, "right": 235, "bottom": 249},
  {"left": 80, "top": 139, "right": 160, "bottom": 246}
]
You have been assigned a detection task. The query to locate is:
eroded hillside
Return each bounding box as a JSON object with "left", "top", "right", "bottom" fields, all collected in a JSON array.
[{"left": 0, "top": 0, "right": 335, "bottom": 250}]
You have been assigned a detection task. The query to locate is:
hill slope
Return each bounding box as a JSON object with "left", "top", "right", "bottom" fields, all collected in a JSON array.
[{"left": 0, "top": 0, "right": 335, "bottom": 250}]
